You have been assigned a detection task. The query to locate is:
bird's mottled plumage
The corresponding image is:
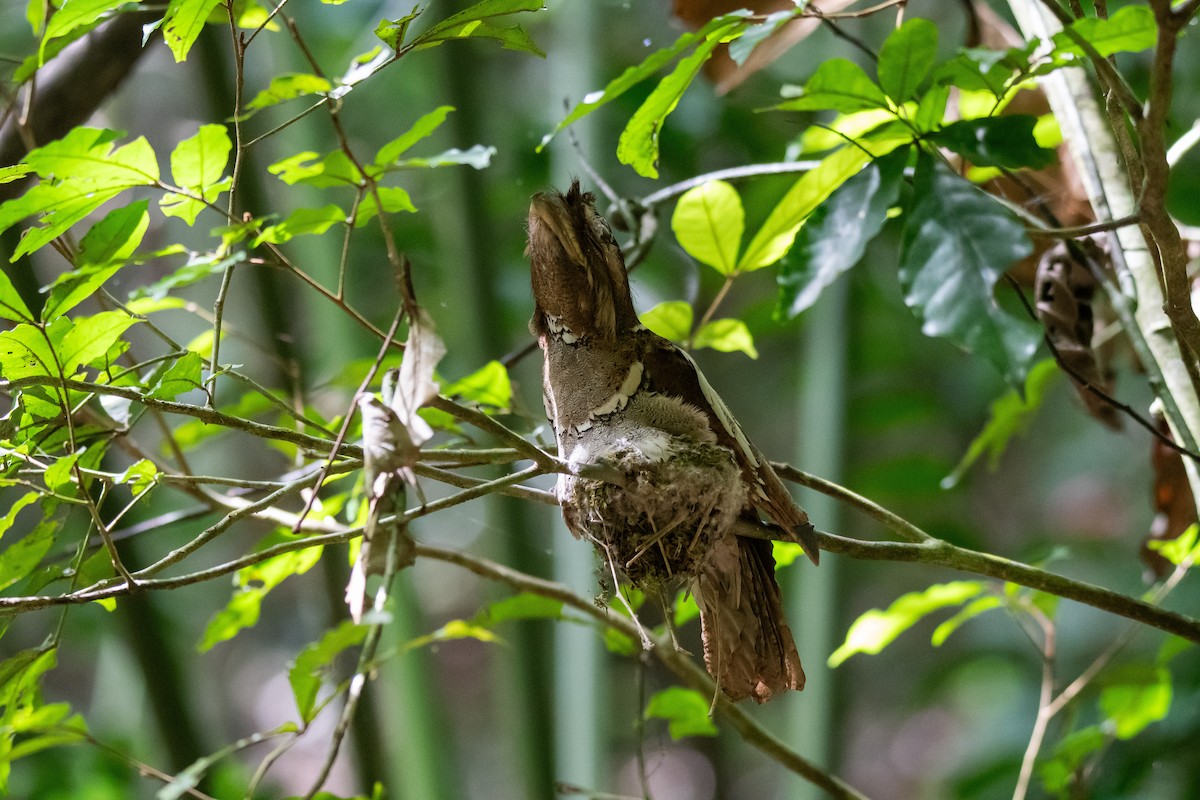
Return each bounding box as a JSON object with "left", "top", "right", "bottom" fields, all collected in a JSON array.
[{"left": 527, "top": 181, "right": 817, "bottom": 702}]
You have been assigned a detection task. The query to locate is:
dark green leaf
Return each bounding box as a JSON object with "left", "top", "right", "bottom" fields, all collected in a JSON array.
[
  {"left": 932, "top": 116, "right": 1057, "bottom": 170},
  {"left": 644, "top": 687, "right": 718, "bottom": 739},
  {"left": 773, "top": 58, "right": 890, "bottom": 113},
  {"left": 776, "top": 147, "right": 907, "bottom": 319},
  {"left": 943, "top": 359, "right": 1059, "bottom": 488},
  {"left": 899, "top": 154, "right": 1040, "bottom": 387},
  {"left": 878, "top": 18, "right": 938, "bottom": 103},
  {"left": 741, "top": 142, "right": 900, "bottom": 271}
]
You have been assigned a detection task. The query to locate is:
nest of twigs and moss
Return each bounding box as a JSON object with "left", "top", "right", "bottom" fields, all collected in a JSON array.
[{"left": 560, "top": 438, "right": 745, "bottom": 590}]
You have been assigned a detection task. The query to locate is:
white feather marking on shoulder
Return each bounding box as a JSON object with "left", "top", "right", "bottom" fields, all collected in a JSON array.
[{"left": 588, "top": 360, "right": 644, "bottom": 418}]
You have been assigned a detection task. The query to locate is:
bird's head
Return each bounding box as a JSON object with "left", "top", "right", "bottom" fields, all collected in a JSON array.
[{"left": 526, "top": 180, "right": 638, "bottom": 343}]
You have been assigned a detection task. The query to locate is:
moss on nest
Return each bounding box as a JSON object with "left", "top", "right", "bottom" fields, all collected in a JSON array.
[{"left": 561, "top": 437, "right": 744, "bottom": 590}]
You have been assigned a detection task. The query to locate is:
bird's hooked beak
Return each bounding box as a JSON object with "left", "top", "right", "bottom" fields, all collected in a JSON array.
[{"left": 528, "top": 190, "right": 587, "bottom": 270}]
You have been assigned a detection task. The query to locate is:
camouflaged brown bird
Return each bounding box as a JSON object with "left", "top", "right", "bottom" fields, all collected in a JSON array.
[{"left": 526, "top": 180, "right": 818, "bottom": 703}]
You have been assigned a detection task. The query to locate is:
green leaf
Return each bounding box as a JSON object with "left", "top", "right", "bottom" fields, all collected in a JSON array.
[
  {"left": 43, "top": 201, "right": 149, "bottom": 319},
  {"left": 1053, "top": 6, "right": 1157, "bottom": 58},
  {"left": 268, "top": 150, "right": 362, "bottom": 188},
  {"left": 199, "top": 533, "right": 323, "bottom": 650},
  {"left": 797, "top": 108, "right": 899, "bottom": 154},
  {"left": 40, "top": 0, "right": 127, "bottom": 65},
  {"left": 161, "top": 124, "right": 232, "bottom": 225},
  {"left": 353, "top": 187, "right": 417, "bottom": 227},
  {"left": 148, "top": 351, "right": 204, "bottom": 400},
  {"left": 402, "top": 619, "right": 502, "bottom": 651},
  {"left": 899, "top": 153, "right": 1040, "bottom": 387},
  {"left": 1099, "top": 664, "right": 1171, "bottom": 739},
  {"left": 639, "top": 301, "right": 693, "bottom": 342},
  {"left": 59, "top": 311, "right": 138, "bottom": 374},
  {"left": 410, "top": 0, "right": 544, "bottom": 55},
  {"left": 246, "top": 73, "right": 333, "bottom": 111},
  {"left": 162, "top": 0, "right": 222, "bottom": 62},
  {"left": 0, "top": 129, "right": 159, "bottom": 259},
  {"left": 443, "top": 361, "right": 511, "bottom": 409},
  {"left": 0, "top": 321, "right": 60, "bottom": 379},
  {"left": 932, "top": 116, "right": 1057, "bottom": 170},
  {"left": 773, "top": 58, "right": 890, "bottom": 113},
  {"left": 828, "top": 581, "right": 988, "bottom": 666},
  {"left": 0, "top": 164, "right": 30, "bottom": 185},
  {"left": 472, "top": 593, "right": 564, "bottom": 626},
  {"left": 44, "top": 451, "right": 82, "bottom": 494},
  {"left": 617, "top": 16, "right": 745, "bottom": 178},
  {"left": 118, "top": 458, "right": 159, "bottom": 497},
  {"left": 739, "top": 145, "right": 878, "bottom": 271},
  {"left": 1147, "top": 523, "right": 1200, "bottom": 568},
  {"left": 380, "top": 145, "right": 496, "bottom": 172},
  {"left": 288, "top": 621, "right": 367, "bottom": 723},
  {"left": 0, "top": 269, "right": 34, "bottom": 323},
  {"left": 255, "top": 205, "right": 346, "bottom": 245},
  {"left": 693, "top": 319, "right": 757, "bottom": 359},
  {"left": 671, "top": 180, "right": 743, "bottom": 274},
  {"left": 776, "top": 148, "right": 907, "bottom": 320},
  {"left": 0, "top": 494, "right": 39, "bottom": 544},
  {"left": 942, "top": 359, "right": 1059, "bottom": 488},
  {"left": 375, "top": 8, "right": 422, "bottom": 49},
  {"left": 931, "top": 595, "right": 1003, "bottom": 646},
  {"left": 539, "top": 15, "right": 742, "bottom": 152},
  {"left": 877, "top": 18, "right": 938, "bottom": 104},
  {"left": 1039, "top": 726, "right": 1105, "bottom": 793},
  {"left": 913, "top": 84, "right": 950, "bottom": 131},
  {"left": 644, "top": 687, "right": 718, "bottom": 739},
  {"left": 728, "top": 9, "right": 793, "bottom": 66},
  {"left": 0, "top": 521, "right": 56, "bottom": 591},
  {"left": 374, "top": 106, "right": 455, "bottom": 165}
]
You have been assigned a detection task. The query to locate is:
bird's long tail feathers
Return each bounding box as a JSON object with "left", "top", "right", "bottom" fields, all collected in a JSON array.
[{"left": 695, "top": 534, "right": 805, "bottom": 703}]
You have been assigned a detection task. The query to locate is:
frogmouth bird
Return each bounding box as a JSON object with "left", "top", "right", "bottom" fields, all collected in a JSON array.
[{"left": 526, "top": 180, "right": 819, "bottom": 703}]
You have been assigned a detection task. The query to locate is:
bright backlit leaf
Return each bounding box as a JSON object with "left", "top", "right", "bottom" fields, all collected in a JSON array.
[
  {"left": 694, "top": 319, "right": 757, "bottom": 359},
  {"left": 246, "top": 73, "right": 332, "bottom": 110},
  {"left": 1099, "top": 664, "right": 1172, "bottom": 739},
  {"left": 443, "top": 360, "right": 511, "bottom": 410},
  {"left": 639, "top": 301, "right": 693, "bottom": 342},
  {"left": 829, "top": 581, "right": 988, "bottom": 666},
  {"left": 617, "top": 16, "right": 745, "bottom": 178},
  {"left": 162, "top": 0, "right": 222, "bottom": 62},
  {"left": 374, "top": 106, "right": 455, "bottom": 165},
  {"left": 672, "top": 180, "right": 743, "bottom": 275}
]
